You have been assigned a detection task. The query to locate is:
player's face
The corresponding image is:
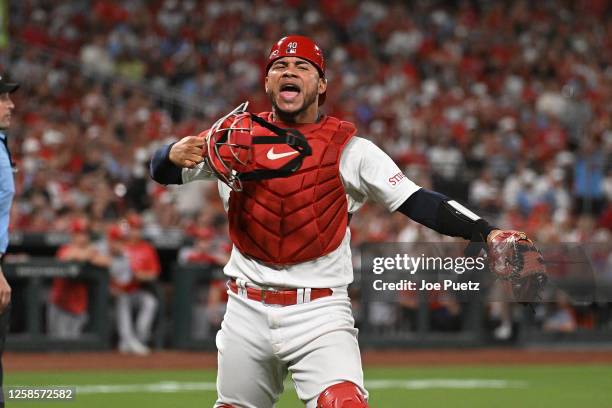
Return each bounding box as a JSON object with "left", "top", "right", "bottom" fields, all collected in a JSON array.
[
  {"left": 265, "top": 57, "right": 326, "bottom": 122},
  {"left": 0, "top": 93, "right": 14, "bottom": 130}
]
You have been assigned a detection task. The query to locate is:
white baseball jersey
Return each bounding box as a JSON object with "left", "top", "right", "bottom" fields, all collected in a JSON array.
[{"left": 182, "top": 136, "right": 420, "bottom": 289}]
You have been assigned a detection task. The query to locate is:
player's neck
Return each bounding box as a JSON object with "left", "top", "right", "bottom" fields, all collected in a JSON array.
[{"left": 272, "top": 105, "right": 320, "bottom": 125}]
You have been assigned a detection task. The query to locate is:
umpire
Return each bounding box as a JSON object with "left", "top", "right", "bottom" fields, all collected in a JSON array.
[{"left": 0, "top": 75, "right": 19, "bottom": 407}]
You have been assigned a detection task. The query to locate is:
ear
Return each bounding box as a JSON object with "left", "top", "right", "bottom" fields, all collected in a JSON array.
[
  {"left": 318, "top": 77, "right": 327, "bottom": 96},
  {"left": 265, "top": 76, "right": 270, "bottom": 94}
]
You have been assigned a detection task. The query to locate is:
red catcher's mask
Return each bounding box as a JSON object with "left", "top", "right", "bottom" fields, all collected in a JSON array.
[{"left": 204, "top": 102, "right": 312, "bottom": 192}]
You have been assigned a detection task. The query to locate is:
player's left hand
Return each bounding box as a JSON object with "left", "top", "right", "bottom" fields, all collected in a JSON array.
[
  {"left": 0, "top": 267, "right": 12, "bottom": 313},
  {"left": 486, "top": 229, "right": 547, "bottom": 303}
]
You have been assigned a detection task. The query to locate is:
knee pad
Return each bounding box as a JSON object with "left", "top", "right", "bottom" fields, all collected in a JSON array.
[{"left": 316, "top": 381, "right": 369, "bottom": 408}]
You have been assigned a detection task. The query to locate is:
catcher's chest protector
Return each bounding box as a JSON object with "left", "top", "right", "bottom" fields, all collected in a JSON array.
[{"left": 228, "top": 114, "right": 356, "bottom": 265}]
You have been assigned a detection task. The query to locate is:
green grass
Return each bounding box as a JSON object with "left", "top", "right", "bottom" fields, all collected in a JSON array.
[{"left": 5, "top": 365, "right": 612, "bottom": 407}]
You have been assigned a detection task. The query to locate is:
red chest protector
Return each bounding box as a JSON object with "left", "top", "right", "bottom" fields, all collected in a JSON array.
[{"left": 228, "top": 114, "right": 356, "bottom": 265}]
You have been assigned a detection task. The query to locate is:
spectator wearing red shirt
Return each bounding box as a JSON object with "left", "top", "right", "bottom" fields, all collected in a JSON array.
[
  {"left": 115, "top": 214, "right": 160, "bottom": 353},
  {"left": 99, "top": 224, "right": 148, "bottom": 355},
  {"left": 48, "top": 219, "right": 108, "bottom": 338}
]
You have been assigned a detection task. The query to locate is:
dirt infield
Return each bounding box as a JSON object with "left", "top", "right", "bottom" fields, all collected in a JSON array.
[{"left": 5, "top": 349, "right": 612, "bottom": 372}]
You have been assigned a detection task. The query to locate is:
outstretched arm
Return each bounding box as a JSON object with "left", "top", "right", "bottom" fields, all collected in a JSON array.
[
  {"left": 340, "top": 136, "right": 497, "bottom": 243},
  {"left": 344, "top": 135, "right": 545, "bottom": 302},
  {"left": 396, "top": 188, "right": 497, "bottom": 243},
  {"left": 397, "top": 188, "right": 546, "bottom": 302}
]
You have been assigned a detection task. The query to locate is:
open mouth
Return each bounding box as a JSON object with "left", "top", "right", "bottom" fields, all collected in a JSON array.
[{"left": 279, "top": 83, "right": 301, "bottom": 102}]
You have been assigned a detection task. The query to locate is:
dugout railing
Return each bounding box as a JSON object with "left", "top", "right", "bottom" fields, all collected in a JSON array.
[
  {"left": 2, "top": 258, "right": 111, "bottom": 351},
  {"left": 171, "top": 263, "right": 222, "bottom": 350}
]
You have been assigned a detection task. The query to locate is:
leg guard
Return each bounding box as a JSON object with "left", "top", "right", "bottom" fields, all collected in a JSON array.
[{"left": 316, "top": 381, "right": 368, "bottom": 408}]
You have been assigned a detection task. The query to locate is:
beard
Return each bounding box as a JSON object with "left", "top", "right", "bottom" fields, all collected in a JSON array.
[{"left": 268, "top": 86, "right": 318, "bottom": 123}]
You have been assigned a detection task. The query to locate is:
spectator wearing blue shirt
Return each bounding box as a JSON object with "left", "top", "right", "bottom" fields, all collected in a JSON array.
[
  {"left": 0, "top": 75, "right": 18, "bottom": 408},
  {"left": 574, "top": 138, "right": 606, "bottom": 215}
]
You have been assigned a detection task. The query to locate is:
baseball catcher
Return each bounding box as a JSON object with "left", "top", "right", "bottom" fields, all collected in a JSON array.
[{"left": 150, "top": 35, "right": 546, "bottom": 408}]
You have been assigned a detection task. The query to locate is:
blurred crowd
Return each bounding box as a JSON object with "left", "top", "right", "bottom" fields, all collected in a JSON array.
[{"left": 1, "top": 0, "right": 612, "bottom": 341}]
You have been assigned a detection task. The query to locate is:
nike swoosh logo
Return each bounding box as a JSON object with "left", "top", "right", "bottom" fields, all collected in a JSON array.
[{"left": 266, "top": 148, "right": 299, "bottom": 160}]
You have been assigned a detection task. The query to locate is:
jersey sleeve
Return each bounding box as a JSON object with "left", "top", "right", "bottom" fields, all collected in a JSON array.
[
  {"left": 340, "top": 137, "right": 420, "bottom": 212},
  {"left": 181, "top": 161, "right": 217, "bottom": 183},
  {"left": 217, "top": 180, "right": 231, "bottom": 212}
]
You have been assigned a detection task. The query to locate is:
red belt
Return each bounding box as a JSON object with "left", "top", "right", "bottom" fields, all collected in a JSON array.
[{"left": 228, "top": 280, "right": 333, "bottom": 306}]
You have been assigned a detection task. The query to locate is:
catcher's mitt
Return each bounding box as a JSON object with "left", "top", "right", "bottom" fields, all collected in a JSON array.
[{"left": 488, "top": 230, "right": 547, "bottom": 303}]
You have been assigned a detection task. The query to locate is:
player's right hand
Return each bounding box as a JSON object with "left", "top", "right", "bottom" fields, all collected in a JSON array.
[{"left": 169, "top": 135, "right": 206, "bottom": 168}]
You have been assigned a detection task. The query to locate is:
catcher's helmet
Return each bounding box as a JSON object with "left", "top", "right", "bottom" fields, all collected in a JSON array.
[{"left": 266, "top": 35, "right": 327, "bottom": 105}]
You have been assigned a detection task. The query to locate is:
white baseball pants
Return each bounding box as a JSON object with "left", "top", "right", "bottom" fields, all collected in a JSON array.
[
  {"left": 115, "top": 290, "right": 158, "bottom": 344},
  {"left": 214, "top": 286, "right": 367, "bottom": 408},
  {"left": 47, "top": 303, "right": 88, "bottom": 339}
]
